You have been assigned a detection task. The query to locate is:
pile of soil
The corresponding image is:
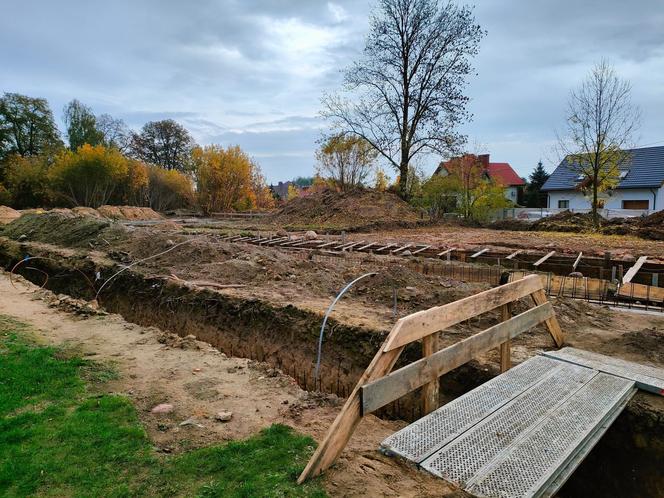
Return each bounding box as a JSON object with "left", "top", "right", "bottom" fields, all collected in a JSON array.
[
  {"left": 0, "top": 206, "right": 21, "bottom": 225},
  {"left": 97, "top": 205, "right": 162, "bottom": 220},
  {"left": 637, "top": 210, "right": 664, "bottom": 240},
  {"left": 0, "top": 212, "right": 127, "bottom": 248},
  {"left": 271, "top": 189, "right": 423, "bottom": 230},
  {"left": 530, "top": 211, "right": 599, "bottom": 232}
]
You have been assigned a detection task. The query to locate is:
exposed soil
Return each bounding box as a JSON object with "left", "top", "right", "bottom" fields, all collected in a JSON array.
[
  {"left": 0, "top": 205, "right": 20, "bottom": 224},
  {"left": 97, "top": 205, "right": 163, "bottom": 220},
  {"left": 270, "top": 189, "right": 425, "bottom": 231}
]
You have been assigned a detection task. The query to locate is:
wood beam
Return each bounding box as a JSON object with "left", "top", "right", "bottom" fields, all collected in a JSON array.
[
  {"left": 533, "top": 251, "right": 556, "bottom": 267},
  {"left": 572, "top": 252, "right": 583, "bottom": 271},
  {"left": 375, "top": 243, "right": 397, "bottom": 252},
  {"left": 391, "top": 243, "right": 413, "bottom": 254},
  {"left": 505, "top": 250, "right": 522, "bottom": 260},
  {"left": 421, "top": 332, "right": 440, "bottom": 415},
  {"left": 530, "top": 289, "right": 565, "bottom": 347},
  {"left": 361, "top": 303, "right": 555, "bottom": 414},
  {"left": 437, "top": 248, "right": 455, "bottom": 257},
  {"left": 470, "top": 247, "right": 489, "bottom": 258},
  {"left": 499, "top": 304, "right": 512, "bottom": 373},
  {"left": 383, "top": 275, "right": 543, "bottom": 351},
  {"left": 411, "top": 245, "right": 432, "bottom": 255},
  {"left": 622, "top": 256, "right": 648, "bottom": 284}
]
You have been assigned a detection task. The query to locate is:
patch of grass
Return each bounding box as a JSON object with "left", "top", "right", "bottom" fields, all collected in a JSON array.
[{"left": 0, "top": 315, "right": 325, "bottom": 497}]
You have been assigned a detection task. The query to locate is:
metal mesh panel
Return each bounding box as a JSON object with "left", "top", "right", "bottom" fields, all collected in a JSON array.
[
  {"left": 542, "top": 347, "right": 664, "bottom": 393},
  {"left": 466, "top": 373, "right": 635, "bottom": 498},
  {"left": 420, "top": 362, "right": 596, "bottom": 486},
  {"left": 381, "top": 356, "right": 561, "bottom": 462}
]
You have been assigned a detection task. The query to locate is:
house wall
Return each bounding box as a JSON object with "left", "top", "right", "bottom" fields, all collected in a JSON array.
[
  {"left": 504, "top": 186, "right": 519, "bottom": 203},
  {"left": 547, "top": 187, "right": 664, "bottom": 211}
]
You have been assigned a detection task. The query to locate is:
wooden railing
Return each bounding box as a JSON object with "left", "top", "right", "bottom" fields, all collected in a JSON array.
[{"left": 298, "top": 274, "right": 564, "bottom": 483}]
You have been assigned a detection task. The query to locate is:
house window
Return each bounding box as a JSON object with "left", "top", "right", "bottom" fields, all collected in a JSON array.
[
  {"left": 558, "top": 200, "right": 569, "bottom": 209},
  {"left": 622, "top": 200, "right": 649, "bottom": 209}
]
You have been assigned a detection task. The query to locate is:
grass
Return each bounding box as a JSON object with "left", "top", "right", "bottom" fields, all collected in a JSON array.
[{"left": 0, "top": 315, "right": 325, "bottom": 497}]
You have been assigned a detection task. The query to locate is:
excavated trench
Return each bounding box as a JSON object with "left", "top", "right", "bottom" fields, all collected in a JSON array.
[{"left": 0, "top": 239, "right": 662, "bottom": 497}]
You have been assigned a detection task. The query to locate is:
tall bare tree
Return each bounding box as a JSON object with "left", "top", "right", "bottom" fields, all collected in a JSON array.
[
  {"left": 558, "top": 60, "right": 640, "bottom": 225},
  {"left": 130, "top": 119, "right": 196, "bottom": 172},
  {"left": 316, "top": 134, "right": 377, "bottom": 191},
  {"left": 322, "top": 0, "right": 484, "bottom": 200}
]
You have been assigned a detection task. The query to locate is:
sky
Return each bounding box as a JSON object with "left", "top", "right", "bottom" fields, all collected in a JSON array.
[{"left": 2, "top": 0, "right": 664, "bottom": 183}]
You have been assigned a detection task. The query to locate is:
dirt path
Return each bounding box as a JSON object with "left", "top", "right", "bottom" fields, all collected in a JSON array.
[{"left": 0, "top": 272, "right": 454, "bottom": 497}]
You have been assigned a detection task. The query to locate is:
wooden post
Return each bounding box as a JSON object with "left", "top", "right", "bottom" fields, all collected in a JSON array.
[
  {"left": 499, "top": 304, "right": 511, "bottom": 372},
  {"left": 421, "top": 332, "right": 440, "bottom": 414},
  {"left": 531, "top": 289, "right": 565, "bottom": 347}
]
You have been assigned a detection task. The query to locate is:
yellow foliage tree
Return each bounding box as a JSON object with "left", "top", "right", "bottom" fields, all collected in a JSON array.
[
  {"left": 287, "top": 184, "right": 300, "bottom": 201},
  {"left": 3, "top": 154, "right": 51, "bottom": 208},
  {"left": 48, "top": 144, "right": 129, "bottom": 207},
  {"left": 193, "top": 145, "right": 258, "bottom": 214},
  {"left": 146, "top": 166, "right": 195, "bottom": 212}
]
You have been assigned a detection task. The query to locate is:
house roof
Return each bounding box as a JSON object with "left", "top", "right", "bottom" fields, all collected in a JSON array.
[
  {"left": 435, "top": 155, "right": 525, "bottom": 186},
  {"left": 486, "top": 163, "right": 526, "bottom": 186},
  {"left": 542, "top": 146, "right": 664, "bottom": 191}
]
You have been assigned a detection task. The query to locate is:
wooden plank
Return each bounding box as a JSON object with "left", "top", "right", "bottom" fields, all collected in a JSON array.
[
  {"left": 298, "top": 342, "right": 405, "bottom": 483},
  {"left": 383, "top": 275, "right": 544, "bottom": 351},
  {"left": 531, "top": 289, "right": 565, "bottom": 347},
  {"left": 437, "top": 248, "right": 455, "bottom": 257},
  {"left": 470, "top": 248, "right": 489, "bottom": 258},
  {"left": 411, "top": 245, "right": 432, "bottom": 255},
  {"left": 392, "top": 243, "right": 413, "bottom": 254},
  {"left": 616, "top": 281, "right": 664, "bottom": 303},
  {"left": 357, "top": 242, "right": 375, "bottom": 251},
  {"left": 622, "top": 256, "right": 648, "bottom": 284},
  {"left": 317, "top": 241, "right": 339, "bottom": 249},
  {"left": 361, "top": 303, "right": 555, "bottom": 414},
  {"left": 533, "top": 251, "right": 556, "bottom": 267},
  {"left": 421, "top": 332, "right": 440, "bottom": 415},
  {"left": 505, "top": 250, "right": 522, "bottom": 260},
  {"left": 572, "top": 252, "right": 583, "bottom": 271},
  {"left": 499, "top": 304, "right": 511, "bottom": 373},
  {"left": 343, "top": 241, "right": 365, "bottom": 251},
  {"left": 375, "top": 243, "right": 397, "bottom": 252}
]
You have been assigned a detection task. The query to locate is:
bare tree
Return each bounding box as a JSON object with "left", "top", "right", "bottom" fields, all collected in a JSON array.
[
  {"left": 558, "top": 60, "right": 640, "bottom": 225},
  {"left": 316, "top": 134, "right": 377, "bottom": 191},
  {"left": 322, "top": 0, "right": 484, "bottom": 199},
  {"left": 96, "top": 113, "right": 132, "bottom": 153}
]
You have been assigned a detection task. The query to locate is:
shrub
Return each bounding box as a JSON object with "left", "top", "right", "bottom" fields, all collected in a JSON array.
[
  {"left": 3, "top": 154, "right": 51, "bottom": 208},
  {"left": 146, "top": 166, "right": 195, "bottom": 212}
]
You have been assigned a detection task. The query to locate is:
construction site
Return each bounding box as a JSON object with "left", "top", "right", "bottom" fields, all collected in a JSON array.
[{"left": 0, "top": 190, "right": 662, "bottom": 497}]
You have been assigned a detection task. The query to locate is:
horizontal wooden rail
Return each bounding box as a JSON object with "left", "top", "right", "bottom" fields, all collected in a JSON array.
[
  {"left": 383, "top": 274, "right": 543, "bottom": 351},
  {"left": 361, "top": 302, "right": 554, "bottom": 414}
]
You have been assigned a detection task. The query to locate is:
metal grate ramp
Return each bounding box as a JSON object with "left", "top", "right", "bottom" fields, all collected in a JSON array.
[{"left": 381, "top": 355, "right": 638, "bottom": 498}]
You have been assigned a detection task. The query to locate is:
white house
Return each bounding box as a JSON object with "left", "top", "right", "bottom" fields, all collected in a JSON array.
[{"left": 542, "top": 146, "right": 664, "bottom": 212}]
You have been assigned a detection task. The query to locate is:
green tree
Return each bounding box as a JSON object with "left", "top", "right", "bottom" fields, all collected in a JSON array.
[
  {"left": 62, "top": 99, "right": 104, "bottom": 150},
  {"left": 525, "top": 161, "right": 550, "bottom": 208},
  {"left": 322, "top": 0, "right": 485, "bottom": 200},
  {"left": 0, "top": 93, "right": 62, "bottom": 161},
  {"left": 3, "top": 154, "right": 52, "bottom": 208},
  {"left": 130, "top": 119, "right": 196, "bottom": 172}
]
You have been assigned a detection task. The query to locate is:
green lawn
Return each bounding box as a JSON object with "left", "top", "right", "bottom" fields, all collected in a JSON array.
[{"left": 0, "top": 316, "right": 325, "bottom": 497}]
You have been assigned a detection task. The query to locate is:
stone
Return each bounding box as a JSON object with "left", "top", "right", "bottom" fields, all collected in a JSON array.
[
  {"left": 276, "top": 229, "right": 288, "bottom": 237},
  {"left": 179, "top": 417, "right": 204, "bottom": 428},
  {"left": 151, "top": 403, "right": 174, "bottom": 414},
  {"left": 215, "top": 410, "right": 233, "bottom": 422},
  {"left": 569, "top": 271, "right": 584, "bottom": 278},
  {"left": 401, "top": 250, "right": 412, "bottom": 256},
  {"left": 304, "top": 230, "right": 318, "bottom": 240}
]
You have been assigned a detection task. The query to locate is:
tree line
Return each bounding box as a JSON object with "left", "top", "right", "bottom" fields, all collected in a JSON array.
[{"left": 0, "top": 93, "right": 274, "bottom": 212}]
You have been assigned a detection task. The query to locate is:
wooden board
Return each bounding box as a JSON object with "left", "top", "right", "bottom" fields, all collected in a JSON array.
[
  {"left": 622, "top": 256, "right": 648, "bottom": 284},
  {"left": 383, "top": 275, "right": 544, "bottom": 351},
  {"left": 361, "top": 303, "right": 555, "bottom": 414},
  {"left": 616, "top": 281, "right": 664, "bottom": 303},
  {"left": 470, "top": 248, "right": 489, "bottom": 258},
  {"left": 533, "top": 251, "right": 556, "bottom": 267}
]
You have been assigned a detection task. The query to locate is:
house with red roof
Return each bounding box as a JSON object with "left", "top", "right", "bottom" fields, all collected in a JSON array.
[{"left": 434, "top": 154, "right": 525, "bottom": 204}]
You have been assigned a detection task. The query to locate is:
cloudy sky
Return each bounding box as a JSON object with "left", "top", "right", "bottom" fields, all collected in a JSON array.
[{"left": 2, "top": 0, "right": 664, "bottom": 182}]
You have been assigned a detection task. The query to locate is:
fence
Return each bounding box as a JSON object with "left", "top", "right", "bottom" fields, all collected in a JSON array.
[{"left": 494, "top": 207, "right": 653, "bottom": 221}]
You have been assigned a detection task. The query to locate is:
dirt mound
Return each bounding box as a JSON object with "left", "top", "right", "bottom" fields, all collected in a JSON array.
[
  {"left": 637, "top": 211, "right": 664, "bottom": 240},
  {"left": 97, "top": 205, "right": 162, "bottom": 220},
  {"left": 72, "top": 206, "right": 104, "bottom": 218},
  {"left": 0, "top": 211, "right": 126, "bottom": 248},
  {"left": 0, "top": 206, "right": 21, "bottom": 225},
  {"left": 271, "top": 189, "right": 422, "bottom": 230},
  {"left": 530, "top": 211, "right": 599, "bottom": 232}
]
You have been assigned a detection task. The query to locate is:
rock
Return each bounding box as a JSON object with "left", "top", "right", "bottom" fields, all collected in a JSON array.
[
  {"left": 215, "top": 410, "right": 233, "bottom": 422},
  {"left": 151, "top": 403, "right": 174, "bottom": 414},
  {"left": 17, "top": 234, "right": 28, "bottom": 241},
  {"left": 569, "top": 271, "right": 584, "bottom": 278},
  {"left": 179, "top": 417, "right": 204, "bottom": 428},
  {"left": 165, "top": 239, "right": 175, "bottom": 246},
  {"left": 304, "top": 230, "right": 318, "bottom": 240},
  {"left": 401, "top": 250, "right": 412, "bottom": 256},
  {"left": 276, "top": 229, "right": 288, "bottom": 237}
]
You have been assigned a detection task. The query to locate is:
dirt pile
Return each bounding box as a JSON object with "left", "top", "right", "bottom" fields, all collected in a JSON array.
[
  {"left": 530, "top": 211, "right": 599, "bottom": 232},
  {"left": 97, "top": 205, "right": 162, "bottom": 220},
  {"left": 271, "top": 188, "right": 423, "bottom": 230},
  {"left": 0, "top": 206, "right": 21, "bottom": 225},
  {"left": 637, "top": 210, "right": 664, "bottom": 240},
  {"left": 0, "top": 211, "right": 127, "bottom": 248}
]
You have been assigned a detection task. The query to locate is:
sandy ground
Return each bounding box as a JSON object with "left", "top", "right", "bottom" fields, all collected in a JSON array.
[{"left": 0, "top": 272, "right": 455, "bottom": 497}]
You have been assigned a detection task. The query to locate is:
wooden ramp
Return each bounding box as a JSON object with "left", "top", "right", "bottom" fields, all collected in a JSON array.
[{"left": 381, "top": 351, "right": 664, "bottom": 497}]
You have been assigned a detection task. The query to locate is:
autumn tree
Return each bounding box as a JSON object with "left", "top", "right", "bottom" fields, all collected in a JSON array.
[
  {"left": 130, "top": 119, "right": 196, "bottom": 172},
  {"left": 0, "top": 92, "right": 62, "bottom": 161},
  {"left": 322, "top": 0, "right": 484, "bottom": 200},
  {"left": 316, "top": 134, "right": 377, "bottom": 191},
  {"left": 49, "top": 144, "right": 129, "bottom": 207},
  {"left": 558, "top": 60, "right": 640, "bottom": 225},
  {"left": 374, "top": 168, "right": 389, "bottom": 191},
  {"left": 62, "top": 99, "right": 104, "bottom": 150},
  {"left": 193, "top": 145, "right": 257, "bottom": 214},
  {"left": 145, "top": 166, "right": 195, "bottom": 212},
  {"left": 2, "top": 154, "right": 52, "bottom": 208}
]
